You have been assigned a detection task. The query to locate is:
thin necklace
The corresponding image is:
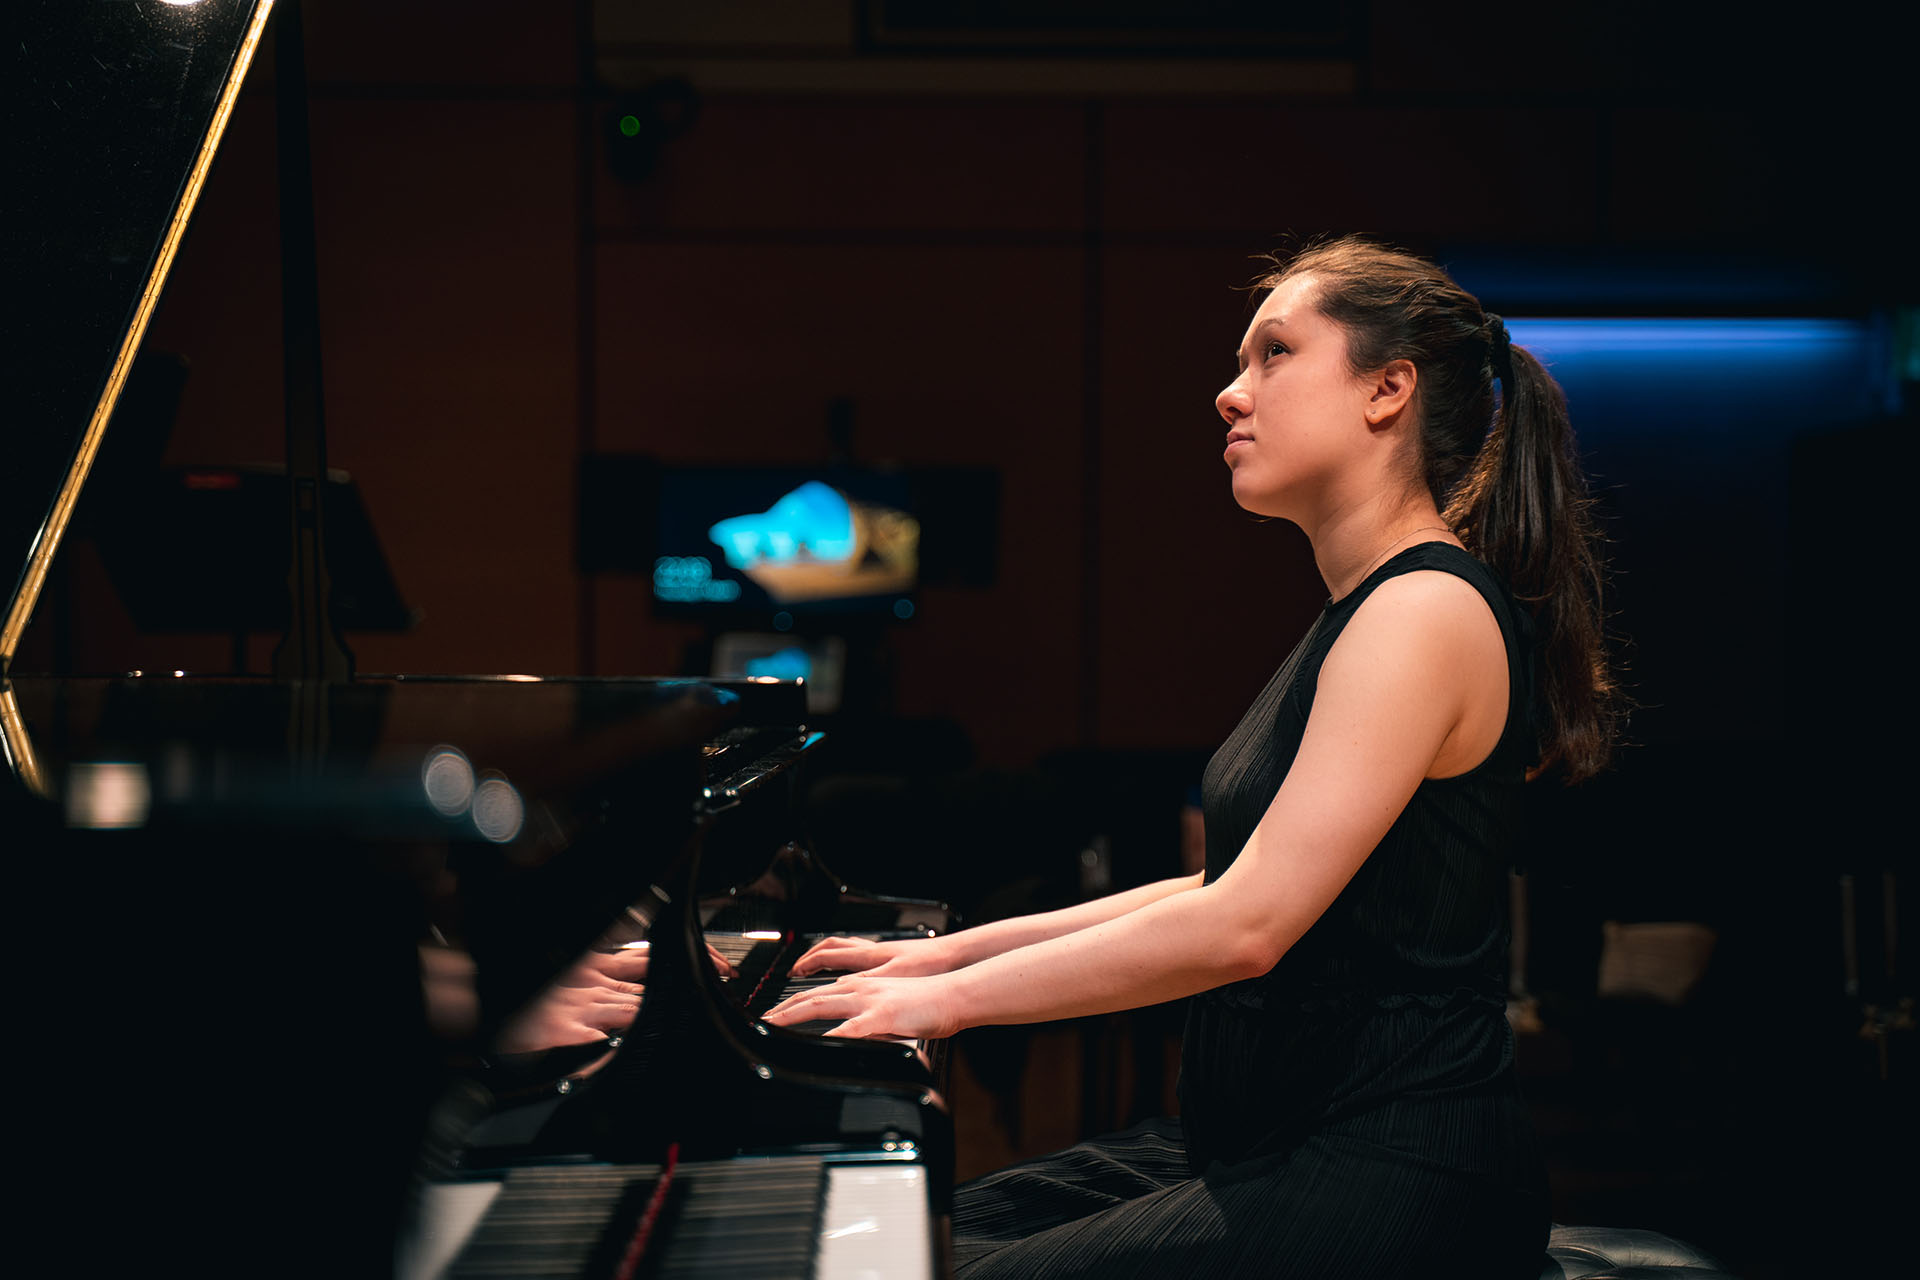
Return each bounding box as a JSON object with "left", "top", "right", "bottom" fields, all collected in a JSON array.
[{"left": 1347, "top": 525, "right": 1453, "bottom": 593}]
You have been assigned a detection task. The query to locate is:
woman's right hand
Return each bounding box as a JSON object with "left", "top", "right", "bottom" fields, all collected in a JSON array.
[{"left": 790, "top": 933, "right": 959, "bottom": 979}]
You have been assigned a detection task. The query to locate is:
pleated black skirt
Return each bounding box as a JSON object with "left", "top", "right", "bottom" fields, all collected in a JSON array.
[{"left": 951, "top": 1114, "right": 1546, "bottom": 1279}]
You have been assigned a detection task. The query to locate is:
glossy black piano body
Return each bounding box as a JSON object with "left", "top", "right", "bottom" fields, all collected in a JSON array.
[
  {"left": 429, "top": 679, "right": 956, "bottom": 1279},
  {"left": 0, "top": 674, "right": 691, "bottom": 1260},
  {"left": 6, "top": 671, "right": 954, "bottom": 1276}
]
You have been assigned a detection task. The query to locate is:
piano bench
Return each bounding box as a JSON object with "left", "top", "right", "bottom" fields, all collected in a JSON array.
[{"left": 1539, "top": 1224, "right": 1739, "bottom": 1279}]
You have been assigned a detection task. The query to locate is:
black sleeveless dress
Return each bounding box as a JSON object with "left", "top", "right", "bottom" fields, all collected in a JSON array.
[{"left": 952, "top": 544, "right": 1549, "bottom": 1279}]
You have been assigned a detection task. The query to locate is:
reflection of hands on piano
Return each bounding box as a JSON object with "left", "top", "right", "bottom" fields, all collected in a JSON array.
[
  {"left": 419, "top": 942, "right": 639, "bottom": 1055},
  {"left": 491, "top": 937, "right": 738, "bottom": 1055},
  {"left": 789, "top": 932, "right": 957, "bottom": 979},
  {"left": 421, "top": 943, "right": 481, "bottom": 1041},
  {"left": 496, "top": 973, "right": 641, "bottom": 1053},
  {"left": 566, "top": 939, "right": 736, "bottom": 987},
  {"left": 565, "top": 945, "right": 654, "bottom": 986},
  {"left": 761, "top": 972, "right": 961, "bottom": 1043}
]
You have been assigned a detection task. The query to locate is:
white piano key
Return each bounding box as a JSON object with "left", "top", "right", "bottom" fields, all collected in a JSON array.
[
  {"left": 818, "top": 1164, "right": 932, "bottom": 1280},
  {"left": 396, "top": 1179, "right": 501, "bottom": 1280}
]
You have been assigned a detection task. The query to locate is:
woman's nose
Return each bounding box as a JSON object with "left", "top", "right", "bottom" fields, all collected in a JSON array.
[{"left": 1216, "top": 378, "right": 1250, "bottom": 424}]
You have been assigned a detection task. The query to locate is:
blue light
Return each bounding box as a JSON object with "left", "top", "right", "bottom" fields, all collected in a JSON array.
[
  {"left": 653, "top": 555, "right": 741, "bottom": 603},
  {"left": 772, "top": 611, "right": 793, "bottom": 632},
  {"left": 893, "top": 598, "right": 915, "bottom": 620},
  {"left": 1505, "top": 317, "right": 1882, "bottom": 438},
  {"left": 1509, "top": 317, "right": 1861, "bottom": 354},
  {"left": 745, "top": 647, "right": 813, "bottom": 681},
  {"left": 709, "top": 481, "right": 856, "bottom": 569}
]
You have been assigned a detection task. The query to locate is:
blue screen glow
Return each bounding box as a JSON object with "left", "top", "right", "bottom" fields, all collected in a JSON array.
[{"left": 744, "top": 647, "right": 813, "bottom": 681}]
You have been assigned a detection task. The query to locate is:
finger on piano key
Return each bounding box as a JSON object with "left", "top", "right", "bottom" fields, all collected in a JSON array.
[{"left": 790, "top": 933, "right": 881, "bottom": 977}]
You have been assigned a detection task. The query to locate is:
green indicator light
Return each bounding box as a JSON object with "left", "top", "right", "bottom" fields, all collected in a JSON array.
[{"left": 618, "top": 114, "right": 642, "bottom": 138}]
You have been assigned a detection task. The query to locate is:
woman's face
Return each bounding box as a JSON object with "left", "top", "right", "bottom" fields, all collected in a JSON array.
[{"left": 1215, "top": 274, "right": 1376, "bottom": 521}]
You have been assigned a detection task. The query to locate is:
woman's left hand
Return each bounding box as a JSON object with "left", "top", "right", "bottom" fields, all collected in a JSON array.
[{"left": 761, "top": 973, "right": 960, "bottom": 1042}]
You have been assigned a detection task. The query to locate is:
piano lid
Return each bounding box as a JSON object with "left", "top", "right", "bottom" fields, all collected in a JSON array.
[{"left": 2, "top": 0, "right": 275, "bottom": 669}]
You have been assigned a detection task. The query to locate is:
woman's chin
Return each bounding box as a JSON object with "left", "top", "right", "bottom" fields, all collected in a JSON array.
[{"left": 1229, "top": 476, "right": 1288, "bottom": 520}]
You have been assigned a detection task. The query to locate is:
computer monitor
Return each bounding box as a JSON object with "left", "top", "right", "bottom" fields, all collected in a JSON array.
[{"left": 581, "top": 460, "right": 921, "bottom": 630}]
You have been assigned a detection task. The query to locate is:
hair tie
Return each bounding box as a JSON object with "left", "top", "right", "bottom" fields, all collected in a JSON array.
[{"left": 1486, "top": 313, "right": 1514, "bottom": 384}]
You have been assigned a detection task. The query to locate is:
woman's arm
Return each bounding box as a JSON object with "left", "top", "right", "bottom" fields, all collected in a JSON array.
[
  {"left": 791, "top": 872, "right": 1205, "bottom": 978},
  {"left": 764, "top": 570, "right": 1506, "bottom": 1039}
]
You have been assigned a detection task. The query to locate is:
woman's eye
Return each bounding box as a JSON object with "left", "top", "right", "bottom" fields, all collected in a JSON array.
[{"left": 1264, "top": 341, "right": 1288, "bottom": 360}]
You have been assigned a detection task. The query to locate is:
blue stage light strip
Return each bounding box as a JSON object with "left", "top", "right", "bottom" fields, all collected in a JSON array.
[
  {"left": 1503, "top": 317, "right": 1886, "bottom": 433},
  {"left": 1508, "top": 317, "right": 1863, "bottom": 355}
]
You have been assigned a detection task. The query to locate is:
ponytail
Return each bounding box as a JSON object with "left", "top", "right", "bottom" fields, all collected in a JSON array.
[
  {"left": 1259, "top": 236, "right": 1619, "bottom": 782},
  {"left": 1445, "top": 334, "right": 1618, "bottom": 782}
]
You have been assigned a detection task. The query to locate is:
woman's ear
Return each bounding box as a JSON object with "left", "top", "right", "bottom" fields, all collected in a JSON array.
[{"left": 1365, "top": 359, "right": 1417, "bottom": 426}]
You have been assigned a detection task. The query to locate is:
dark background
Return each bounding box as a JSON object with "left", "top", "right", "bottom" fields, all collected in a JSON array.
[{"left": 12, "top": 3, "right": 1913, "bottom": 1275}]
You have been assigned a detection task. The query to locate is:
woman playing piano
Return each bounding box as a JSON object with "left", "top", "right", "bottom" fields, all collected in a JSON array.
[{"left": 766, "top": 236, "right": 1616, "bottom": 1278}]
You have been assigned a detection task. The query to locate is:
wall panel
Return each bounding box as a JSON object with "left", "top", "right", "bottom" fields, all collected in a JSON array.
[
  {"left": 1092, "top": 244, "right": 1325, "bottom": 753},
  {"left": 1102, "top": 103, "right": 1603, "bottom": 245},
  {"left": 596, "top": 99, "right": 1087, "bottom": 235}
]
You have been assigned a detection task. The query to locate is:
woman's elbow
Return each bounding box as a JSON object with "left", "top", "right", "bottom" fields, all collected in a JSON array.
[
  {"left": 1189, "top": 882, "right": 1294, "bottom": 982},
  {"left": 1219, "top": 927, "right": 1288, "bottom": 983}
]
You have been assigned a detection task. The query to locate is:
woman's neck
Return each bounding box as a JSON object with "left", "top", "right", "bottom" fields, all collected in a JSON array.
[{"left": 1311, "top": 497, "right": 1459, "bottom": 602}]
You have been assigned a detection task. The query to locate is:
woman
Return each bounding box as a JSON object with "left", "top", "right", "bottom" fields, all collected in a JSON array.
[{"left": 766, "top": 237, "right": 1615, "bottom": 1278}]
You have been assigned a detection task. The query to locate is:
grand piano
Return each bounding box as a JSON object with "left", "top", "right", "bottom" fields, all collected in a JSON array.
[{"left": 4, "top": 4, "right": 953, "bottom": 1275}]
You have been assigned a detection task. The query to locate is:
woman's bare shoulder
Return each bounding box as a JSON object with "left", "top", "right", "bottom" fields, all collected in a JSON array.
[
  {"left": 1331, "top": 566, "right": 1508, "bottom": 775},
  {"left": 1341, "top": 566, "right": 1502, "bottom": 656}
]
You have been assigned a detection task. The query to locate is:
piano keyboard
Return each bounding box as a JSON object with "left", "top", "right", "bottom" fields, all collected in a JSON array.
[
  {"left": 707, "top": 931, "right": 886, "bottom": 1037},
  {"left": 405, "top": 1157, "right": 931, "bottom": 1280}
]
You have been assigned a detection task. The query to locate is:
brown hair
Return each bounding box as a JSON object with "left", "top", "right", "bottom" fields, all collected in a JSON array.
[{"left": 1259, "top": 235, "right": 1618, "bottom": 782}]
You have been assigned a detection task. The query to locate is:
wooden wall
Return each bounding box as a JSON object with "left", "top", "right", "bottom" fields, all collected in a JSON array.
[{"left": 18, "top": 0, "right": 1904, "bottom": 771}]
